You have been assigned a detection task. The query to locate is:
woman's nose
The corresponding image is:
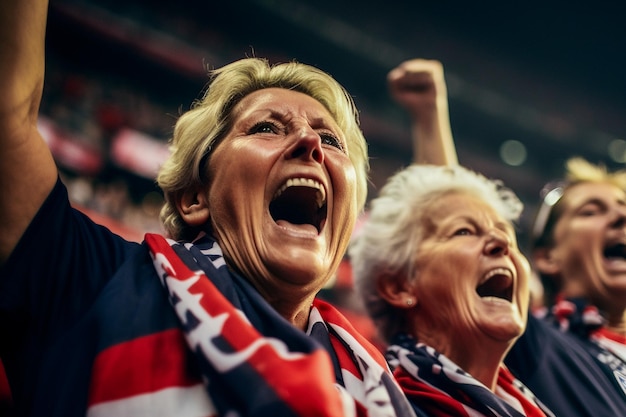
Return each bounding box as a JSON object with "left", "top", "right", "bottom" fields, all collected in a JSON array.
[
  {"left": 610, "top": 206, "right": 626, "bottom": 229},
  {"left": 484, "top": 230, "right": 511, "bottom": 256},
  {"left": 287, "top": 124, "right": 324, "bottom": 164}
]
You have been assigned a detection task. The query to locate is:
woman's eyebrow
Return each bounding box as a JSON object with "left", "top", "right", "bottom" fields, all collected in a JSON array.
[
  {"left": 495, "top": 220, "right": 515, "bottom": 235},
  {"left": 575, "top": 198, "right": 605, "bottom": 210}
]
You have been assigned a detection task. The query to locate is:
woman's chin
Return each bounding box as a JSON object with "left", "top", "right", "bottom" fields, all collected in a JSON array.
[{"left": 479, "top": 317, "right": 525, "bottom": 344}]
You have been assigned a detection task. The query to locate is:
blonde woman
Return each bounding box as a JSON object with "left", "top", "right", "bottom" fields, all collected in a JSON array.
[{"left": 0, "top": 1, "right": 416, "bottom": 416}]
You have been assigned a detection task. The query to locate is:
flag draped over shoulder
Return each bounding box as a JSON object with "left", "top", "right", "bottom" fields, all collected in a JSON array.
[
  {"left": 142, "top": 233, "right": 415, "bottom": 417},
  {"left": 387, "top": 333, "right": 554, "bottom": 417}
]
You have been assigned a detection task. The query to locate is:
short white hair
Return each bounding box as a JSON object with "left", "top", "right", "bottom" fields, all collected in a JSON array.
[{"left": 348, "top": 163, "right": 523, "bottom": 342}]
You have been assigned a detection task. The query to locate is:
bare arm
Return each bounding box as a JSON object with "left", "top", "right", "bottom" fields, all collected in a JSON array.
[
  {"left": 387, "top": 58, "right": 458, "bottom": 166},
  {"left": 0, "top": 0, "right": 57, "bottom": 264}
]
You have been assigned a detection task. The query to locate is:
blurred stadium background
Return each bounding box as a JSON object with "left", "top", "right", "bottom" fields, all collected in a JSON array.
[
  {"left": 1, "top": 0, "right": 624, "bottom": 410},
  {"left": 42, "top": 0, "right": 626, "bottom": 252}
]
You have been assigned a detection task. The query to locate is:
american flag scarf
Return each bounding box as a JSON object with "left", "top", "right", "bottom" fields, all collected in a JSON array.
[
  {"left": 386, "top": 333, "right": 555, "bottom": 417},
  {"left": 145, "top": 233, "right": 416, "bottom": 417}
]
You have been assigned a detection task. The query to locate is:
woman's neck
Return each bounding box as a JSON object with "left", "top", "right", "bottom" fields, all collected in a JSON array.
[
  {"left": 592, "top": 295, "right": 626, "bottom": 335},
  {"left": 453, "top": 346, "right": 506, "bottom": 392},
  {"left": 270, "top": 296, "right": 315, "bottom": 331},
  {"left": 605, "top": 310, "right": 626, "bottom": 336},
  {"left": 418, "top": 331, "right": 508, "bottom": 392},
  {"left": 560, "top": 289, "right": 626, "bottom": 335}
]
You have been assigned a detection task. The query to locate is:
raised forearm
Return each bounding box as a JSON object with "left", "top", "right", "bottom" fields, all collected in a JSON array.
[
  {"left": 0, "top": 0, "right": 57, "bottom": 264},
  {"left": 388, "top": 58, "right": 458, "bottom": 166},
  {"left": 410, "top": 97, "right": 458, "bottom": 166}
]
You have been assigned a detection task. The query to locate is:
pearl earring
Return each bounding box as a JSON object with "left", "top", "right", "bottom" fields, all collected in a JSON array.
[{"left": 406, "top": 298, "right": 414, "bottom": 306}]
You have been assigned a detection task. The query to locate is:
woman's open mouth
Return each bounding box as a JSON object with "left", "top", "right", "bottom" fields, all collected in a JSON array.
[
  {"left": 476, "top": 267, "right": 514, "bottom": 302},
  {"left": 270, "top": 178, "right": 327, "bottom": 234}
]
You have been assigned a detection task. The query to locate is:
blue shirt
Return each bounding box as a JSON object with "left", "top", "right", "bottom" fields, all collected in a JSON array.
[
  {"left": 506, "top": 313, "right": 626, "bottom": 417},
  {"left": 0, "top": 179, "right": 185, "bottom": 416}
]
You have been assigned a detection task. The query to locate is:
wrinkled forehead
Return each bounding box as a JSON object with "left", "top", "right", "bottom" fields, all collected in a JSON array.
[
  {"left": 230, "top": 88, "right": 348, "bottom": 139},
  {"left": 232, "top": 88, "right": 335, "bottom": 119},
  {"left": 425, "top": 191, "right": 514, "bottom": 231}
]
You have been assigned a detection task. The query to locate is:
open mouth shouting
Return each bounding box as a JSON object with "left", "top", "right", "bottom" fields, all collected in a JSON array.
[
  {"left": 604, "top": 242, "right": 626, "bottom": 262},
  {"left": 476, "top": 268, "right": 514, "bottom": 303},
  {"left": 270, "top": 177, "right": 328, "bottom": 235},
  {"left": 602, "top": 239, "right": 626, "bottom": 274}
]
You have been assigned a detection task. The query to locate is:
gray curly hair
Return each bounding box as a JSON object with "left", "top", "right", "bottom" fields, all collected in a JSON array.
[
  {"left": 348, "top": 164, "right": 523, "bottom": 342},
  {"left": 157, "top": 57, "right": 369, "bottom": 240}
]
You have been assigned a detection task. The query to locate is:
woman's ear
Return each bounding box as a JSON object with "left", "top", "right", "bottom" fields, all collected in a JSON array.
[
  {"left": 376, "top": 272, "right": 418, "bottom": 309},
  {"left": 533, "top": 247, "right": 561, "bottom": 276},
  {"left": 176, "top": 187, "right": 210, "bottom": 227}
]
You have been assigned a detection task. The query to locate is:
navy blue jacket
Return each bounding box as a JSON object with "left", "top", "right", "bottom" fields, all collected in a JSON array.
[{"left": 506, "top": 313, "right": 626, "bottom": 417}]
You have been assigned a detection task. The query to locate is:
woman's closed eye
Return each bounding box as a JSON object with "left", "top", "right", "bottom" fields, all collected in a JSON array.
[{"left": 577, "top": 202, "right": 604, "bottom": 217}]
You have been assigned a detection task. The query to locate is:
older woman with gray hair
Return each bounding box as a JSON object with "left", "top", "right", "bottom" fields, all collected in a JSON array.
[{"left": 349, "top": 163, "right": 555, "bottom": 417}]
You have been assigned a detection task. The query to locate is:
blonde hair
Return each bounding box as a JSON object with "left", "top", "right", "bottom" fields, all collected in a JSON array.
[
  {"left": 566, "top": 157, "right": 626, "bottom": 187},
  {"left": 157, "top": 58, "right": 369, "bottom": 240},
  {"left": 349, "top": 164, "right": 522, "bottom": 342}
]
